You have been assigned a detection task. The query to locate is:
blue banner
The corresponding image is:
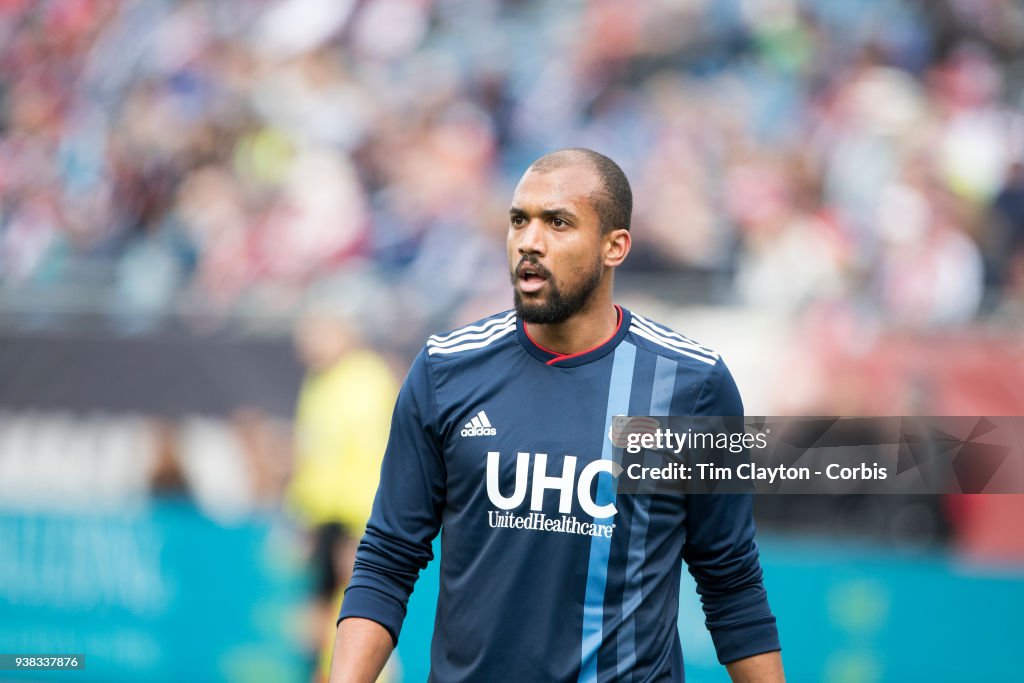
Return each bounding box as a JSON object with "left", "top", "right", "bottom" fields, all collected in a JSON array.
[{"left": 0, "top": 503, "right": 308, "bottom": 682}]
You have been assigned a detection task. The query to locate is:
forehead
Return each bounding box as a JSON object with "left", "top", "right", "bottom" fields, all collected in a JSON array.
[{"left": 511, "top": 164, "right": 602, "bottom": 214}]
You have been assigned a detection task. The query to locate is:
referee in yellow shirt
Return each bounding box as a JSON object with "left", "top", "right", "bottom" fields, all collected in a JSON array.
[{"left": 290, "top": 302, "right": 398, "bottom": 682}]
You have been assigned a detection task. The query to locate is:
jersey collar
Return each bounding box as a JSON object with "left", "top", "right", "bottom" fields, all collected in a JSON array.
[{"left": 517, "top": 305, "right": 631, "bottom": 368}]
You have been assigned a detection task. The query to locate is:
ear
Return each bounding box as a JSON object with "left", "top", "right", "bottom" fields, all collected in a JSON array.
[{"left": 602, "top": 228, "right": 631, "bottom": 267}]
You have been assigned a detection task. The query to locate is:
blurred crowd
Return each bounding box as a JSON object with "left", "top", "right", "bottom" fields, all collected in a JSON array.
[{"left": 2, "top": 0, "right": 1024, "bottom": 341}]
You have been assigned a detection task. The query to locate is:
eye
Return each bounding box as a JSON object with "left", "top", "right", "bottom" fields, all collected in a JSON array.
[
  {"left": 551, "top": 218, "right": 566, "bottom": 228},
  {"left": 511, "top": 215, "right": 526, "bottom": 227}
]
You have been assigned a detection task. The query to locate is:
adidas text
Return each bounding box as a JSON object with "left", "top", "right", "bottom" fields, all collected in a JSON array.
[
  {"left": 462, "top": 410, "right": 497, "bottom": 437},
  {"left": 462, "top": 425, "right": 497, "bottom": 437}
]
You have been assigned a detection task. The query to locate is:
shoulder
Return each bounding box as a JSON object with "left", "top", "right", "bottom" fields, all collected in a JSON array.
[
  {"left": 625, "top": 310, "right": 721, "bottom": 369},
  {"left": 338, "top": 348, "right": 394, "bottom": 378},
  {"left": 423, "top": 309, "right": 518, "bottom": 363},
  {"left": 625, "top": 310, "right": 742, "bottom": 414},
  {"left": 335, "top": 349, "right": 398, "bottom": 394}
]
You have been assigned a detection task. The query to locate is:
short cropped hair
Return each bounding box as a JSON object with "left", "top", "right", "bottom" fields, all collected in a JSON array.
[{"left": 529, "top": 148, "right": 632, "bottom": 232}]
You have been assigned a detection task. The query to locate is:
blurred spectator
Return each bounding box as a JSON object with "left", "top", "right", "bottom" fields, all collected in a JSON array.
[{"left": 985, "top": 161, "right": 1024, "bottom": 292}]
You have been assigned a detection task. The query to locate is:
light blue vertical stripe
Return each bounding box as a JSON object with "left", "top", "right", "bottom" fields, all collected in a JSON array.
[
  {"left": 578, "top": 342, "right": 636, "bottom": 683},
  {"left": 616, "top": 355, "right": 677, "bottom": 680}
]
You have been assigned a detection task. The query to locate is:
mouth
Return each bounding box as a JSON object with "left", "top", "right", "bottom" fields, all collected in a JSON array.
[{"left": 516, "top": 261, "right": 549, "bottom": 294}]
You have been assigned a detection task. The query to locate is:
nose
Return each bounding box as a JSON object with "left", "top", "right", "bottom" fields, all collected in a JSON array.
[{"left": 517, "top": 218, "right": 546, "bottom": 257}]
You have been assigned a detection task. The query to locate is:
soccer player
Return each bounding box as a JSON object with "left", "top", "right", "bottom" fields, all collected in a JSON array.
[{"left": 329, "top": 149, "right": 784, "bottom": 682}]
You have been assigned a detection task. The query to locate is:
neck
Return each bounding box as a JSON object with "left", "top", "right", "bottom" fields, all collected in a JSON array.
[{"left": 523, "top": 297, "right": 619, "bottom": 356}]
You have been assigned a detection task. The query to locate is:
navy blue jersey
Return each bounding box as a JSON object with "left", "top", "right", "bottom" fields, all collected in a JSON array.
[{"left": 340, "top": 306, "right": 780, "bottom": 682}]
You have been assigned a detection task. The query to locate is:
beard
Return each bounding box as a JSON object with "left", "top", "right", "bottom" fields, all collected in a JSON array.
[{"left": 512, "top": 256, "right": 604, "bottom": 325}]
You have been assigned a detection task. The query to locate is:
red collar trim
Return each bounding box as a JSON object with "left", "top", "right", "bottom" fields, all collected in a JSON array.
[{"left": 521, "top": 305, "right": 624, "bottom": 366}]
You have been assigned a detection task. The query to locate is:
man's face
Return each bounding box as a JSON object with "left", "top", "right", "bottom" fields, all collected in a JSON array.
[{"left": 507, "top": 164, "right": 607, "bottom": 325}]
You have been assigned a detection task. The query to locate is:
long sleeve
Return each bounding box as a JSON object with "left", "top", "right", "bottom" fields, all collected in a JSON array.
[
  {"left": 338, "top": 348, "right": 446, "bottom": 645},
  {"left": 682, "top": 357, "right": 781, "bottom": 664}
]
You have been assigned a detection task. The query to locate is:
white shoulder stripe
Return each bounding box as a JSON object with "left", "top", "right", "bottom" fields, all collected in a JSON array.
[
  {"left": 629, "top": 325, "right": 717, "bottom": 365},
  {"left": 631, "top": 315, "right": 719, "bottom": 359},
  {"left": 632, "top": 314, "right": 718, "bottom": 356},
  {"left": 428, "top": 324, "right": 516, "bottom": 356},
  {"left": 631, "top": 327, "right": 718, "bottom": 365},
  {"left": 428, "top": 319, "right": 517, "bottom": 349},
  {"left": 430, "top": 312, "right": 515, "bottom": 344}
]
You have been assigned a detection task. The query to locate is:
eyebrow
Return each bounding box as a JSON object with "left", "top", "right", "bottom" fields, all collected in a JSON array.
[{"left": 509, "top": 207, "right": 579, "bottom": 221}]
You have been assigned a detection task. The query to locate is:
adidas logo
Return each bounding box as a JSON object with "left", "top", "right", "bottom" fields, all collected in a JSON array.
[{"left": 461, "top": 410, "right": 497, "bottom": 437}]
